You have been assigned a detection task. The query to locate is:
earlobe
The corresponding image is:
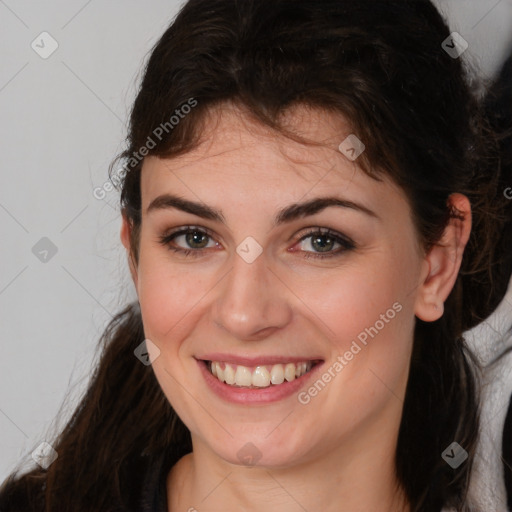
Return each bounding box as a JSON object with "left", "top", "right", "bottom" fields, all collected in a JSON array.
[
  {"left": 120, "top": 214, "right": 139, "bottom": 293},
  {"left": 414, "top": 193, "right": 472, "bottom": 322}
]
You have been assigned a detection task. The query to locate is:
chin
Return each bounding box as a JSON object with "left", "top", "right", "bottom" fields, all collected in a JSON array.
[{"left": 205, "top": 433, "right": 312, "bottom": 469}]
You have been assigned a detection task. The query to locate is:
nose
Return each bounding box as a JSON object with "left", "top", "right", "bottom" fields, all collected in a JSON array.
[{"left": 210, "top": 247, "right": 293, "bottom": 341}]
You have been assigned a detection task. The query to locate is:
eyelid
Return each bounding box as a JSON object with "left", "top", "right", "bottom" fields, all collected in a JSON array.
[
  {"left": 293, "top": 227, "right": 356, "bottom": 257},
  {"left": 158, "top": 224, "right": 356, "bottom": 259},
  {"left": 296, "top": 226, "right": 354, "bottom": 244},
  {"left": 158, "top": 225, "right": 220, "bottom": 252},
  {"left": 165, "top": 224, "right": 216, "bottom": 237}
]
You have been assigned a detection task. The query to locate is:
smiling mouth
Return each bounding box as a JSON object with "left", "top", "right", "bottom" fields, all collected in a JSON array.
[{"left": 205, "top": 360, "right": 322, "bottom": 388}]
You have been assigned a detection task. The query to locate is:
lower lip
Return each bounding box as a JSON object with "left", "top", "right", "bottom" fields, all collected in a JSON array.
[{"left": 196, "top": 359, "right": 324, "bottom": 404}]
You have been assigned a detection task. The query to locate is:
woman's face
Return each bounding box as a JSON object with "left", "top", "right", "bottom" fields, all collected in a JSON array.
[{"left": 122, "top": 104, "right": 431, "bottom": 468}]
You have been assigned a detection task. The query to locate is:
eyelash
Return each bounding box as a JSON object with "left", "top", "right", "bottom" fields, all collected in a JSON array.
[{"left": 157, "top": 226, "right": 356, "bottom": 260}]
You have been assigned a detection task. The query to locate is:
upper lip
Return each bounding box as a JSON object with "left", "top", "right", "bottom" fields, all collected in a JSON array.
[{"left": 196, "top": 354, "right": 324, "bottom": 366}]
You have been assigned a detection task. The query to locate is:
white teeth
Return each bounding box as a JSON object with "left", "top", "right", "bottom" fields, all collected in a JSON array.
[
  {"left": 284, "top": 363, "right": 296, "bottom": 382},
  {"left": 215, "top": 362, "right": 224, "bottom": 382},
  {"left": 208, "top": 360, "right": 314, "bottom": 388},
  {"left": 270, "top": 364, "right": 285, "bottom": 385},
  {"left": 252, "top": 366, "right": 270, "bottom": 387},
  {"left": 224, "top": 364, "right": 236, "bottom": 385},
  {"left": 235, "top": 365, "right": 252, "bottom": 386}
]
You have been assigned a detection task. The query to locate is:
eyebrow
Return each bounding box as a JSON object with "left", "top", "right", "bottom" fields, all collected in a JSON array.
[{"left": 146, "top": 193, "right": 379, "bottom": 226}]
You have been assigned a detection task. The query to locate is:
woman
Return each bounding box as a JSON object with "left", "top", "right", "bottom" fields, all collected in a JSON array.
[{"left": 1, "top": 0, "right": 510, "bottom": 510}]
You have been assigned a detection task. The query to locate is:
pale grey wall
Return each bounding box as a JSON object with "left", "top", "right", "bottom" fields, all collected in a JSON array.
[{"left": 1, "top": 0, "right": 511, "bottom": 481}]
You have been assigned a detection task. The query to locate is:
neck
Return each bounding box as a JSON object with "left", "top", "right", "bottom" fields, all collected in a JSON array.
[{"left": 167, "top": 423, "right": 410, "bottom": 512}]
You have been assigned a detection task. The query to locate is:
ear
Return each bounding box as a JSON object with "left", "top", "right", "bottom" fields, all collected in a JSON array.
[
  {"left": 120, "top": 213, "right": 139, "bottom": 294},
  {"left": 414, "top": 193, "right": 472, "bottom": 322}
]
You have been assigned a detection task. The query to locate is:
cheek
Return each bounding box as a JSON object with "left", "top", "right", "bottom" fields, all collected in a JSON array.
[
  {"left": 298, "top": 268, "right": 414, "bottom": 430},
  {"left": 299, "top": 252, "right": 417, "bottom": 392},
  {"left": 136, "top": 250, "right": 211, "bottom": 345},
  {"left": 296, "top": 262, "right": 409, "bottom": 347}
]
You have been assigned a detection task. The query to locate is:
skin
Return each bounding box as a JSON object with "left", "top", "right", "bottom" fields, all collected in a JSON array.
[{"left": 120, "top": 103, "right": 471, "bottom": 512}]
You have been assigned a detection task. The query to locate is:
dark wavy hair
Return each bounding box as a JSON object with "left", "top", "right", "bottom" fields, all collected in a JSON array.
[{"left": 1, "top": 1, "right": 511, "bottom": 511}]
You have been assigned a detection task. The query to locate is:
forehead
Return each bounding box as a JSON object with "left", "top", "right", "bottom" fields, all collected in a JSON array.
[{"left": 140, "top": 103, "right": 402, "bottom": 209}]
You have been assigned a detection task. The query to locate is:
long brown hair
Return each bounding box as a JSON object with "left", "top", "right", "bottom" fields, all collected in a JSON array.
[{"left": 1, "top": 1, "right": 511, "bottom": 510}]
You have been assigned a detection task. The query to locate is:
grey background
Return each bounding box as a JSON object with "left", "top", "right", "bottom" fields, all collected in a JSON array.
[{"left": 1, "top": 0, "right": 512, "bottom": 481}]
